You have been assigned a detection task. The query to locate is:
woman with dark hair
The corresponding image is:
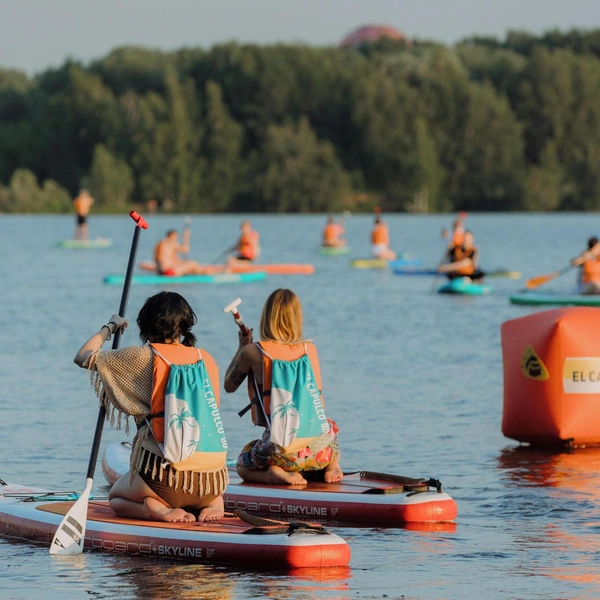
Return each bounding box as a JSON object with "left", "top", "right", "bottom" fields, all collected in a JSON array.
[
  {"left": 74, "top": 291, "right": 228, "bottom": 523},
  {"left": 224, "top": 288, "right": 342, "bottom": 486}
]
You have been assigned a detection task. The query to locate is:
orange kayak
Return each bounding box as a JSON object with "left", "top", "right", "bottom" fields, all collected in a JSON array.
[{"left": 140, "top": 261, "right": 314, "bottom": 275}]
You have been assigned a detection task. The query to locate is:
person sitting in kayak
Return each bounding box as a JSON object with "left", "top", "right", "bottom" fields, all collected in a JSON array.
[
  {"left": 74, "top": 291, "right": 229, "bottom": 523},
  {"left": 227, "top": 221, "right": 261, "bottom": 265},
  {"left": 224, "top": 288, "right": 343, "bottom": 486},
  {"left": 438, "top": 230, "right": 485, "bottom": 281},
  {"left": 154, "top": 229, "right": 208, "bottom": 276},
  {"left": 371, "top": 211, "right": 396, "bottom": 260},
  {"left": 572, "top": 237, "right": 600, "bottom": 295},
  {"left": 322, "top": 215, "right": 345, "bottom": 248}
]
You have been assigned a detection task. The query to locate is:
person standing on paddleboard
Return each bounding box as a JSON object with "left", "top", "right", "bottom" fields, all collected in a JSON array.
[
  {"left": 73, "top": 189, "right": 94, "bottom": 241},
  {"left": 322, "top": 215, "right": 346, "bottom": 248},
  {"left": 572, "top": 237, "right": 600, "bottom": 295},
  {"left": 437, "top": 230, "right": 485, "bottom": 281},
  {"left": 224, "top": 289, "right": 343, "bottom": 486},
  {"left": 153, "top": 229, "right": 209, "bottom": 276},
  {"left": 74, "top": 291, "right": 229, "bottom": 523}
]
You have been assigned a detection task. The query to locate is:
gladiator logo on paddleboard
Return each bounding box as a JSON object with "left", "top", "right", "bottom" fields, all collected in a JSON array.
[
  {"left": 520, "top": 345, "right": 549, "bottom": 381},
  {"left": 563, "top": 357, "right": 600, "bottom": 394}
]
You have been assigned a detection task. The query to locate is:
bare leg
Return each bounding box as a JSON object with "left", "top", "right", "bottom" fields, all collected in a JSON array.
[
  {"left": 323, "top": 460, "right": 343, "bottom": 483},
  {"left": 108, "top": 472, "right": 195, "bottom": 522},
  {"left": 237, "top": 465, "right": 307, "bottom": 485}
]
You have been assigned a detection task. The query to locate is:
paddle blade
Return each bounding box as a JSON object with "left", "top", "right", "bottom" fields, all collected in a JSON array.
[
  {"left": 526, "top": 272, "right": 558, "bottom": 289},
  {"left": 49, "top": 478, "right": 92, "bottom": 555}
]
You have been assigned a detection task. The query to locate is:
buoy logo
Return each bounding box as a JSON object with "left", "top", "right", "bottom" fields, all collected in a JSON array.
[{"left": 520, "top": 345, "right": 549, "bottom": 381}]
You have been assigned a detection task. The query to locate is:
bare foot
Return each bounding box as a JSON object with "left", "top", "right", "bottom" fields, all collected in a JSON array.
[
  {"left": 323, "top": 461, "right": 343, "bottom": 483},
  {"left": 198, "top": 496, "right": 225, "bottom": 522},
  {"left": 144, "top": 497, "right": 195, "bottom": 522},
  {"left": 266, "top": 465, "right": 307, "bottom": 485}
]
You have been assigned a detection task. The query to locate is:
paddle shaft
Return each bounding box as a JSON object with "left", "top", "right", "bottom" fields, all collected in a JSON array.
[
  {"left": 85, "top": 212, "right": 147, "bottom": 480},
  {"left": 526, "top": 264, "right": 575, "bottom": 290}
]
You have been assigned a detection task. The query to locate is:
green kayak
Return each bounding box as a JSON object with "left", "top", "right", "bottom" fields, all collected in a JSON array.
[
  {"left": 509, "top": 292, "right": 600, "bottom": 306},
  {"left": 104, "top": 271, "right": 267, "bottom": 285}
]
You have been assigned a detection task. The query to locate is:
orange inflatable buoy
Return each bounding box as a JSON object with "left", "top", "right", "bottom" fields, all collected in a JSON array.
[{"left": 501, "top": 307, "right": 600, "bottom": 447}]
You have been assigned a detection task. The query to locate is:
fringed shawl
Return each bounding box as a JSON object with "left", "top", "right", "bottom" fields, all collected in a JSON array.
[{"left": 86, "top": 345, "right": 229, "bottom": 496}]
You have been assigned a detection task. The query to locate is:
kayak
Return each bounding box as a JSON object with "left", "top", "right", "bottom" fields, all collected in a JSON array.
[
  {"left": 509, "top": 292, "right": 600, "bottom": 307},
  {"left": 437, "top": 278, "right": 493, "bottom": 295},
  {"left": 103, "top": 442, "right": 457, "bottom": 526},
  {"left": 139, "top": 261, "right": 314, "bottom": 275},
  {"left": 351, "top": 257, "right": 422, "bottom": 269},
  {"left": 0, "top": 481, "right": 350, "bottom": 568},
  {"left": 318, "top": 246, "right": 350, "bottom": 256},
  {"left": 104, "top": 272, "right": 267, "bottom": 286},
  {"left": 394, "top": 267, "right": 522, "bottom": 279},
  {"left": 57, "top": 238, "right": 112, "bottom": 249}
]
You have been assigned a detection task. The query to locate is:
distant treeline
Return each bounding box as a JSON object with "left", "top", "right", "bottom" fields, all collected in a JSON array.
[{"left": 1, "top": 28, "right": 600, "bottom": 213}]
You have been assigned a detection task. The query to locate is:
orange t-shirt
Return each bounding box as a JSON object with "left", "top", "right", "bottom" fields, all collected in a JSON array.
[{"left": 371, "top": 223, "right": 389, "bottom": 245}]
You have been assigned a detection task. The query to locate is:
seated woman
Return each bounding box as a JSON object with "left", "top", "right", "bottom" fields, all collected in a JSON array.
[
  {"left": 74, "top": 291, "right": 229, "bottom": 523},
  {"left": 224, "top": 288, "right": 343, "bottom": 485},
  {"left": 572, "top": 236, "right": 600, "bottom": 295},
  {"left": 438, "top": 230, "right": 485, "bottom": 281}
]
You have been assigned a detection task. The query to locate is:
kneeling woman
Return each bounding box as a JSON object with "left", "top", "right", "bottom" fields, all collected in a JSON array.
[
  {"left": 224, "top": 288, "right": 343, "bottom": 485},
  {"left": 74, "top": 292, "right": 229, "bottom": 522}
]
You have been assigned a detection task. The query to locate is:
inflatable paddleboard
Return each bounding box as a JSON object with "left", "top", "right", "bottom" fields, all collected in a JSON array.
[
  {"left": 318, "top": 246, "right": 350, "bottom": 256},
  {"left": 351, "top": 257, "right": 422, "bottom": 269},
  {"left": 103, "top": 442, "right": 457, "bottom": 526},
  {"left": 57, "top": 238, "right": 112, "bottom": 249},
  {"left": 139, "top": 261, "right": 313, "bottom": 275},
  {"left": 437, "top": 278, "right": 493, "bottom": 295},
  {"left": 509, "top": 292, "right": 600, "bottom": 306},
  {"left": 394, "top": 267, "right": 522, "bottom": 278},
  {"left": 0, "top": 481, "right": 350, "bottom": 568},
  {"left": 104, "top": 272, "right": 267, "bottom": 286}
]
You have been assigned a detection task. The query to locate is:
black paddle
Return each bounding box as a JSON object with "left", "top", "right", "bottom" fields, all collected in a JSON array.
[{"left": 50, "top": 210, "right": 149, "bottom": 555}]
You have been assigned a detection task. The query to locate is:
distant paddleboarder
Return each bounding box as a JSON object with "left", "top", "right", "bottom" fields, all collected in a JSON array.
[
  {"left": 437, "top": 230, "right": 484, "bottom": 281},
  {"left": 73, "top": 189, "right": 94, "bottom": 241},
  {"left": 153, "top": 229, "right": 209, "bottom": 276},
  {"left": 371, "top": 208, "right": 396, "bottom": 260},
  {"left": 227, "top": 221, "right": 260, "bottom": 265},
  {"left": 572, "top": 237, "right": 600, "bottom": 295},
  {"left": 322, "top": 215, "right": 346, "bottom": 248}
]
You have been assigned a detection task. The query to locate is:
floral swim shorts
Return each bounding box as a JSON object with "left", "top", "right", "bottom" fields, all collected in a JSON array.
[{"left": 237, "top": 419, "right": 340, "bottom": 472}]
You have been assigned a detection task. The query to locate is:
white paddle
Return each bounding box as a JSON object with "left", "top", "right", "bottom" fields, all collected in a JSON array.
[{"left": 50, "top": 211, "right": 149, "bottom": 555}]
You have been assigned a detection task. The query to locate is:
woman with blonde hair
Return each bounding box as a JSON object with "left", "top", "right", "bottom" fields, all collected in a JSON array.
[{"left": 224, "top": 288, "right": 342, "bottom": 485}]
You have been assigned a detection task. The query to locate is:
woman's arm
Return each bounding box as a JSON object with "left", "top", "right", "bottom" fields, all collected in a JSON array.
[
  {"left": 74, "top": 314, "right": 128, "bottom": 368},
  {"left": 224, "top": 329, "right": 254, "bottom": 393},
  {"left": 438, "top": 258, "right": 471, "bottom": 273}
]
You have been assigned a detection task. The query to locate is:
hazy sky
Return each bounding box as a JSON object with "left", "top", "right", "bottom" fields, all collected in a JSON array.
[{"left": 2, "top": 0, "right": 599, "bottom": 74}]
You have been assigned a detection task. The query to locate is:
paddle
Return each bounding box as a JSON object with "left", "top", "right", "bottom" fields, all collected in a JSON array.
[
  {"left": 525, "top": 264, "right": 575, "bottom": 290},
  {"left": 210, "top": 241, "right": 238, "bottom": 264},
  {"left": 50, "top": 210, "right": 148, "bottom": 555}
]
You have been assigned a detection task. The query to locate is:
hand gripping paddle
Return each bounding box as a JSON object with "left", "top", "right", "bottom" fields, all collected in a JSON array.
[{"left": 50, "top": 211, "right": 148, "bottom": 555}]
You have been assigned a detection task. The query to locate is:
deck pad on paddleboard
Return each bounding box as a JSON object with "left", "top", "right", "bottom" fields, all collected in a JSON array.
[
  {"left": 437, "top": 279, "right": 493, "bottom": 295},
  {"left": 103, "top": 442, "right": 457, "bottom": 526},
  {"left": 139, "top": 261, "right": 314, "bottom": 275}
]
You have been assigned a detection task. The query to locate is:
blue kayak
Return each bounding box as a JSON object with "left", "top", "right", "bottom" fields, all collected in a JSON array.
[
  {"left": 437, "top": 278, "right": 493, "bottom": 295},
  {"left": 104, "top": 271, "right": 267, "bottom": 285}
]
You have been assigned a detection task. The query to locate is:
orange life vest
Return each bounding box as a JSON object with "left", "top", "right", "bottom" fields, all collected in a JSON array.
[
  {"left": 323, "top": 223, "right": 341, "bottom": 246},
  {"left": 243, "top": 341, "right": 323, "bottom": 427},
  {"left": 582, "top": 257, "right": 600, "bottom": 284},
  {"left": 451, "top": 245, "right": 476, "bottom": 275},
  {"left": 371, "top": 223, "right": 389, "bottom": 246},
  {"left": 238, "top": 231, "right": 259, "bottom": 260},
  {"left": 149, "top": 343, "right": 220, "bottom": 444}
]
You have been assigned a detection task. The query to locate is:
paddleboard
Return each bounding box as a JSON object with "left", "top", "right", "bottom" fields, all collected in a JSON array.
[
  {"left": 351, "top": 257, "right": 422, "bottom": 269},
  {"left": 104, "top": 272, "right": 267, "bottom": 286},
  {"left": 57, "top": 238, "right": 112, "bottom": 249},
  {"left": 139, "top": 261, "right": 314, "bottom": 275},
  {"left": 394, "top": 267, "right": 522, "bottom": 279},
  {"left": 0, "top": 480, "right": 350, "bottom": 568},
  {"left": 318, "top": 246, "right": 350, "bottom": 256},
  {"left": 509, "top": 292, "right": 600, "bottom": 306},
  {"left": 437, "top": 278, "right": 493, "bottom": 295},
  {"left": 103, "top": 442, "right": 457, "bottom": 526}
]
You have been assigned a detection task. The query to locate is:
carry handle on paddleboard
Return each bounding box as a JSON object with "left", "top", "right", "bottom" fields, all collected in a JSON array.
[
  {"left": 223, "top": 298, "right": 270, "bottom": 428},
  {"left": 50, "top": 211, "right": 148, "bottom": 556}
]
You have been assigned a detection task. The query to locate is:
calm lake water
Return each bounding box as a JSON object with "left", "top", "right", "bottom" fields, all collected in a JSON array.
[{"left": 1, "top": 213, "right": 599, "bottom": 600}]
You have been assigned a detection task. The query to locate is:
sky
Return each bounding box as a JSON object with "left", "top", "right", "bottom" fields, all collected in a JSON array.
[{"left": 1, "top": 0, "right": 600, "bottom": 74}]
